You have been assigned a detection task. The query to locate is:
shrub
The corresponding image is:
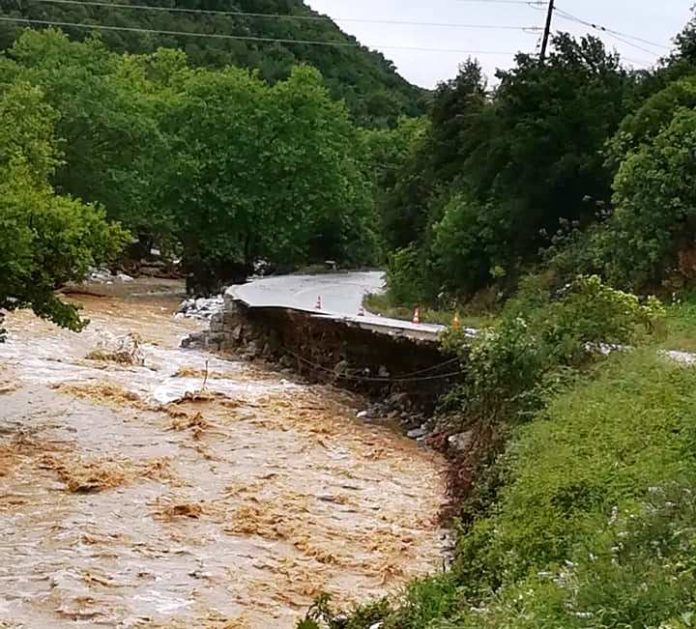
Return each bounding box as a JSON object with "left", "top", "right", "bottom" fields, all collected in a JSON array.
[
  {"left": 558, "top": 105, "right": 696, "bottom": 294},
  {"left": 429, "top": 193, "right": 512, "bottom": 297},
  {"left": 440, "top": 275, "right": 664, "bottom": 429}
]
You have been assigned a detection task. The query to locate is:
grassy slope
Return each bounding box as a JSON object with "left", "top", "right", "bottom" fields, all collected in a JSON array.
[
  {"left": 452, "top": 350, "right": 696, "bottom": 628},
  {"left": 339, "top": 345, "right": 696, "bottom": 628}
]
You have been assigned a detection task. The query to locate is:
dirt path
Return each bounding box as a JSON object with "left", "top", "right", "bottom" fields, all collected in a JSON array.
[{"left": 0, "top": 279, "right": 447, "bottom": 628}]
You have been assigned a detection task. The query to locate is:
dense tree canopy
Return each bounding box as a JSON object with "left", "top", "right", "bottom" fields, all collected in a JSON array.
[
  {"left": 0, "top": 28, "right": 379, "bottom": 296},
  {"left": 576, "top": 102, "right": 696, "bottom": 292},
  {"left": 162, "top": 62, "right": 376, "bottom": 289},
  {"left": 358, "top": 5, "right": 696, "bottom": 311},
  {"left": 5, "top": 30, "right": 174, "bottom": 241}
]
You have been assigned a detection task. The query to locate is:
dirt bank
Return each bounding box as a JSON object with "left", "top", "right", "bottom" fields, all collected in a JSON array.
[{"left": 0, "top": 279, "right": 447, "bottom": 628}]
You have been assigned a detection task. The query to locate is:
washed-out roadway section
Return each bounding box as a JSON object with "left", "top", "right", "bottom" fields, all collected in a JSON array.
[{"left": 229, "top": 271, "right": 447, "bottom": 342}]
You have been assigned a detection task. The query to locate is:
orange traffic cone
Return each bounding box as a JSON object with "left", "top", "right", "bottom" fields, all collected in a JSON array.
[
  {"left": 315, "top": 296, "right": 322, "bottom": 310},
  {"left": 452, "top": 312, "right": 462, "bottom": 331},
  {"left": 412, "top": 306, "right": 421, "bottom": 324}
]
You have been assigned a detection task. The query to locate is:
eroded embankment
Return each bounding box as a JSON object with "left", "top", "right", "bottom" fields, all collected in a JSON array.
[
  {"left": 0, "top": 279, "right": 447, "bottom": 628},
  {"left": 208, "top": 299, "right": 459, "bottom": 418}
]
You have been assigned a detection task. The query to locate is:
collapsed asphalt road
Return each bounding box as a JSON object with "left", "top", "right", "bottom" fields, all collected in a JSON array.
[{"left": 229, "top": 271, "right": 446, "bottom": 341}]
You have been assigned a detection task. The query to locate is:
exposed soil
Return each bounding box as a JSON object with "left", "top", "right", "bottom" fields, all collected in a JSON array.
[{"left": 0, "top": 278, "right": 447, "bottom": 628}]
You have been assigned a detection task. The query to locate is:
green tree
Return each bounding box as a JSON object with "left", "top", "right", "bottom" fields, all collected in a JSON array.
[
  {"left": 381, "top": 60, "right": 487, "bottom": 252},
  {"left": 162, "top": 64, "right": 376, "bottom": 292},
  {"left": 360, "top": 115, "right": 429, "bottom": 251},
  {"left": 675, "top": 7, "right": 696, "bottom": 66},
  {"left": 6, "top": 29, "right": 174, "bottom": 245},
  {"left": 601, "top": 107, "right": 696, "bottom": 290},
  {"left": 429, "top": 194, "right": 511, "bottom": 296},
  {"left": 607, "top": 74, "right": 696, "bottom": 169},
  {"left": 466, "top": 35, "right": 630, "bottom": 260},
  {"left": 0, "top": 80, "right": 127, "bottom": 336},
  {"left": 379, "top": 35, "right": 633, "bottom": 302}
]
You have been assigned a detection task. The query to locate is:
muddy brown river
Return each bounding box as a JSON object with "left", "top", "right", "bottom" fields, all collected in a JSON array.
[{"left": 0, "top": 279, "right": 447, "bottom": 628}]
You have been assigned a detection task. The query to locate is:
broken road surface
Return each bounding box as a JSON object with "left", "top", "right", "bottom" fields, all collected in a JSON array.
[{"left": 229, "top": 271, "right": 446, "bottom": 341}]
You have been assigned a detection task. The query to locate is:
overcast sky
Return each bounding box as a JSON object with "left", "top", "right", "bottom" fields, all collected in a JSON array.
[{"left": 305, "top": 0, "right": 694, "bottom": 88}]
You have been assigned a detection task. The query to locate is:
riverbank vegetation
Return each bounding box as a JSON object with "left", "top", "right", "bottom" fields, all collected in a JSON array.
[
  {"left": 0, "top": 76, "right": 127, "bottom": 337},
  {"left": 302, "top": 7, "right": 696, "bottom": 629}
]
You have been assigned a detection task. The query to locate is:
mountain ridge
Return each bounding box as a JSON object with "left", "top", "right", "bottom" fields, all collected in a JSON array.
[{"left": 0, "top": 0, "right": 428, "bottom": 126}]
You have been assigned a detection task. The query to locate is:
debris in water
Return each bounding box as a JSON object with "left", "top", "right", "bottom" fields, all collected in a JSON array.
[
  {"left": 249, "top": 557, "right": 328, "bottom": 607},
  {"left": 156, "top": 502, "right": 204, "bottom": 519},
  {"left": 0, "top": 433, "right": 61, "bottom": 478},
  {"left": 0, "top": 380, "right": 19, "bottom": 395},
  {"left": 142, "top": 612, "right": 251, "bottom": 628},
  {"left": 56, "top": 595, "right": 109, "bottom": 622},
  {"left": 52, "top": 382, "right": 146, "bottom": 409},
  {"left": 169, "top": 411, "right": 209, "bottom": 440},
  {"left": 176, "top": 295, "right": 224, "bottom": 320},
  {"left": 173, "top": 366, "right": 234, "bottom": 380},
  {"left": 87, "top": 267, "right": 114, "bottom": 283},
  {"left": 82, "top": 570, "right": 118, "bottom": 588},
  {"left": 39, "top": 455, "right": 174, "bottom": 493},
  {"left": 85, "top": 332, "right": 145, "bottom": 366},
  {"left": 167, "top": 389, "right": 226, "bottom": 405},
  {"left": 51, "top": 457, "right": 128, "bottom": 493},
  {"left": 228, "top": 503, "right": 285, "bottom": 539}
]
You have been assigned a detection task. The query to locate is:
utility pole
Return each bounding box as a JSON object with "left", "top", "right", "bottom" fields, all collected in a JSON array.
[{"left": 539, "top": 0, "right": 555, "bottom": 63}]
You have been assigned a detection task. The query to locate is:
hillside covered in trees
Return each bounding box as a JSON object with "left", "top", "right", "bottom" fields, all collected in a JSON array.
[{"left": 0, "top": 0, "right": 426, "bottom": 126}]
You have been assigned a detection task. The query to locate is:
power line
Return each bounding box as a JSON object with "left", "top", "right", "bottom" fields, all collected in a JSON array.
[
  {"left": 553, "top": 6, "right": 668, "bottom": 57},
  {"left": 31, "top": 0, "right": 543, "bottom": 32},
  {"left": 603, "top": 31, "right": 662, "bottom": 58},
  {"left": 0, "top": 16, "right": 522, "bottom": 54},
  {"left": 453, "top": 0, "right": 545, "bottom": 4},
  {"left": 281, "top": 346, "right": 464, "bottom": 384},
  {"left": 555, "top": 6, "right": 669, "bottom": 49}
]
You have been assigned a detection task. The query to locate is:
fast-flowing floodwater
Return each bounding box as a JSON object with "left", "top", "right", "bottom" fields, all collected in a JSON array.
[{"left": 0, "top": 279, "right": 447, "bottom": 628}]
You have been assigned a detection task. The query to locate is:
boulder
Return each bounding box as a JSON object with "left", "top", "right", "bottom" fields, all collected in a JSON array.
[
  {"left": 448, "top": 430, "right": 474, "bottom": 453},
  {"left": 180, "top": 331, "right": 207, "bottom": 349},
  {"left": 407, "top": 426, "right": 428, "bottom": 440}
]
